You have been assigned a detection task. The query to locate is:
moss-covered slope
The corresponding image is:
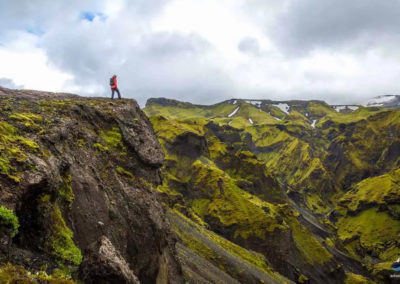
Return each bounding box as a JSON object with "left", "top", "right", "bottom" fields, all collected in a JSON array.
[{"left": 145, "top": 97, "right": 400, "bottom": 283}]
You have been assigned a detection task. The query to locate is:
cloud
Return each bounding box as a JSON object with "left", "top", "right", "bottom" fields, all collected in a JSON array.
[
  {"left": 270, "top": 0, "right": 400, "bottom": 54},
  {"left": 0, "top": 0, "right": 106, "bottom": 36},
  {"left": 0, "top": 31, "right": 73, "bottom": 92},
  {"left": 1, "top": 0, "right": 400, "bottom": 105},
  {"left": 0, "top": 78, "right": 23, "bottom": 89},
  {"left": 238, "top": 37, "right": 261, "bottom": 56},
  {"left": 39, "top": 6, "right": 229, "bottom": 103}
]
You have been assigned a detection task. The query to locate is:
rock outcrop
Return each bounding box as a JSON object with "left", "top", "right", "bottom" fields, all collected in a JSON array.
[
  {"left": 80, "top": 236, "right": 140, "bottom": 284},
  {"left": 0, "top": 87, "right": 183, "bottom": 283}
]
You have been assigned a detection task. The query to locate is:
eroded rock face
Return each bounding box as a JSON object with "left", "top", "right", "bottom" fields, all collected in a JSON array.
[
  {"left": 79, "top": 236, "right": 140, "bottom": 284},
  {"left": 0, "top": 88, "right": 183, "bottom": 283}
]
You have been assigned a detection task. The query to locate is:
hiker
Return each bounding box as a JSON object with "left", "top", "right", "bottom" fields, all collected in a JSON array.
[{"left": 110, "top": 74, "right": 121, "bottom": 99}]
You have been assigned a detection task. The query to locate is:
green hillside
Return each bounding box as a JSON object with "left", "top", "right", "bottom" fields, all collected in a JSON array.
[{"left": 145, "top": 97, "right": 400, "bottom": 283}]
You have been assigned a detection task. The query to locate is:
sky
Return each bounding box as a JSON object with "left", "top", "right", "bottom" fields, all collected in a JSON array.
[{"left": 1, "top": 0, "right": 400, "bottom": 105}]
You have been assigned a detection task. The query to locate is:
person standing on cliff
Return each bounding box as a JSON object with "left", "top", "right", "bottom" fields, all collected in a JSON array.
[{"left": 110, "top": 74, "right": 121, "bottom": 99}]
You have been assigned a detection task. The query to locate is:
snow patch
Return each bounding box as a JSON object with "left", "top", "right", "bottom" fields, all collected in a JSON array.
[
  {"left": 272, "top": 116, "right": 281, "bottom": 121},
  {"left": 273, "top": 103, "right": 290, "bottom": 114},
  {"left": 305, "top": 113, "right": 309, "bottom": 117},
  {"left": 228, "top": 121, "right": 232, "bottom": 125},
  {"left": 334, "top": 106, "right": 346, "bottom": 112},
  {"left": 246, "top": 100, "right": 262, "bottom": 108},
  {"left": 228, "top": 107, "right": 240, "bottom": 117},
  {"left": 311, "top": 120, "right": 317, "bottom": 128},
  {"left": 333, "top": 105, "right": 360, "bottom": 112},
  {"left": 246, "top": 100, "right": 262, "bottom": 105},
  {"left": 232, "top": 100, "right": 237, "bottom": 104},
  {"left": 249, "top": 118, "right": 253, "bottom": 124}
]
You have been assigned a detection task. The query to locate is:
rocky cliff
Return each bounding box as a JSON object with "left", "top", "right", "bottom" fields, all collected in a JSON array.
[{"left": 0, "top": 87, "right": 183, "bottom": 283}]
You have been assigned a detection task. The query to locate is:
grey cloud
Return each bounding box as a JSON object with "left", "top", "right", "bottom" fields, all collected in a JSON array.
[
  {"left": 41, "top": 14, "right": 232, "bottom": 104},
  {"left": 238, "top": 37, "right": 261, "bottom": 56},
  {"left": 271, "top": 0, "right": 400, "bottom": 54},
  {"left": 0, "top": 0, "right": 170, "bottom": 39},
  {"left": 138, "top": 32, "right": 212, "bottom": 58},
  {"left": 0, "top": 78, "right": 23, "bottom": 89},
  {"left": 125, "top": 0, "right": 172, "bottom": 17}
]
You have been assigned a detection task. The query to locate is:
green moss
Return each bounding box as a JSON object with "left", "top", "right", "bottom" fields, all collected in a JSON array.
[
  {"left": 145, "top": 100, "right": 239, "bottom": 120},
  {"left": 208, "top": 136, "right": 228, "bottom": 161},
  {"left": 298, "top": 273, "right": 309, "bottom": 283},
  {"left": 339, "top": 168, "right": 400, "bottom": 212},
  {"left": 149, "top": 115, "right": 206, "bottom": 147},
  {"left": 100, "top": 126, "right": 123, "bottom": 149},
  {"left": 306, "top": 193, "right": 330, "bottom": 214},
  {"left": 0, "top": 121, "right": 38, "bottom": 182},
  {"left": 0, "top": 157, "right": 13, "bottom": 176},
  {"left": 93, "top": 126, "right": 125, "bottom": 154},
  {"left": 282, "top": 209, "right": 332, "bottom": 265},
  {"left": 8, "top": 112, "right": 42, "bottom": 129},
  {"left": 180, "top": 231, "right": 218, "bottom": 261},
  {"left": 41, "top": 200, "right": 82, "bottom": 265},
  {"left": 59, "top": 174, "right": 74, "bottom": 203},
  {"left": 17, "top": 136, "right": 39, "bottom": 151},
  {"left": 191, "top": 159, "right": 286, "bottom": 240},
  {"left": 191, "top": 199, "right": 210, "bottom": 219},
  {"left": 0, "top": 121, "right": 17, "bottom": 134},
  {"left": 337, "top": 208, "right": 400, "bottom": 261},
  {"left": 344, "top": 272, "right": 373, "bottom": 284},
  {"left": 245, "top": 125, "right": 291, "bottom": 148},
  {"left": 320, "top": 107, "right": 385, "bottom": 125},
  {"left": 372, "top": 261, "right": 392, "bottom": 275},
  {"left": 93, "top": 142, "right": 109, "bottom": 152},
  {"left": 116, "top": 166, "right": 135, "bottom": 180},
  {"left": 0, "top": 263, "right": 76, "bottom": 283},
  {"left": 77, "top": 139, "right": 85, "bottom": 147},
  {"left": 308, "top": 101, "right": 338, "bottom": 117},
  {"left": 0, "top": 206, "right": 19, "bottom": 237}
]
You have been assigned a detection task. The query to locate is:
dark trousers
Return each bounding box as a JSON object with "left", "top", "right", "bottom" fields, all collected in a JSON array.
[{"left": 111, "top": 88, "right": 121, "bottom": 99}]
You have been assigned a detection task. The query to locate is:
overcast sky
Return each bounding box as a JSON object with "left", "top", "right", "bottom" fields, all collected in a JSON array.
[{"left": 1, "top": 0, "right": 400, "bottom": 105}]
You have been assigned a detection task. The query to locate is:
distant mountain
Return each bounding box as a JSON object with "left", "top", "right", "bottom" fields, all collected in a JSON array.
[
  {"left": 363, "top": 94, "right": 400, "bottom": 108},
  {"left": 145, "top": 97, "right": 366, "bottom": 129}
]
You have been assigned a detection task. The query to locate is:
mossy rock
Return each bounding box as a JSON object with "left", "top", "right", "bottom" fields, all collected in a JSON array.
[
  {"left": 39, "top": 196, "right": 82, "bottom": 265},
  {"left": 0, "top": 263, "right": 75, "bottom": 283},
  {"left": 0, "top": 206, "right": 19, "bottom": 237}
]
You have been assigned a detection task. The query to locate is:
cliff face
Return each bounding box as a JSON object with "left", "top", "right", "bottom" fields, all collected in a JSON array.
[{"left": 0, "top": 87, "right": 182, "bottom": 283}]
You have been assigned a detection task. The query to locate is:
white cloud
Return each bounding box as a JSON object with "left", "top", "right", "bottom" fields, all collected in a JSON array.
[
  {"left": 0, "top": 31, "right": 73, "bottom": 92},
  {"left": 0, "top": 0, "right": 400, "bottom": 105}
]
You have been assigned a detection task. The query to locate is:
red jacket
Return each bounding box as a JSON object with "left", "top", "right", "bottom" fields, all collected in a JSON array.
[{"left": 111, "top": 76, "right": 118, "bottom": 89}]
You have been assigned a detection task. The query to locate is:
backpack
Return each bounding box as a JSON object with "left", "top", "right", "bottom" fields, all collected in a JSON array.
[{"left": 109, "top": 77, "right": 114, "bottom": 86}]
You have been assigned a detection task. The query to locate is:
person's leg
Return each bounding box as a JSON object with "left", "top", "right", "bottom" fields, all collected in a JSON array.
[
  {"left": 111, "top": 88, "right": 115, "bottom": 99},
  {"left": 116, "top": 88, "right": 121, "bottom": 99}
]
